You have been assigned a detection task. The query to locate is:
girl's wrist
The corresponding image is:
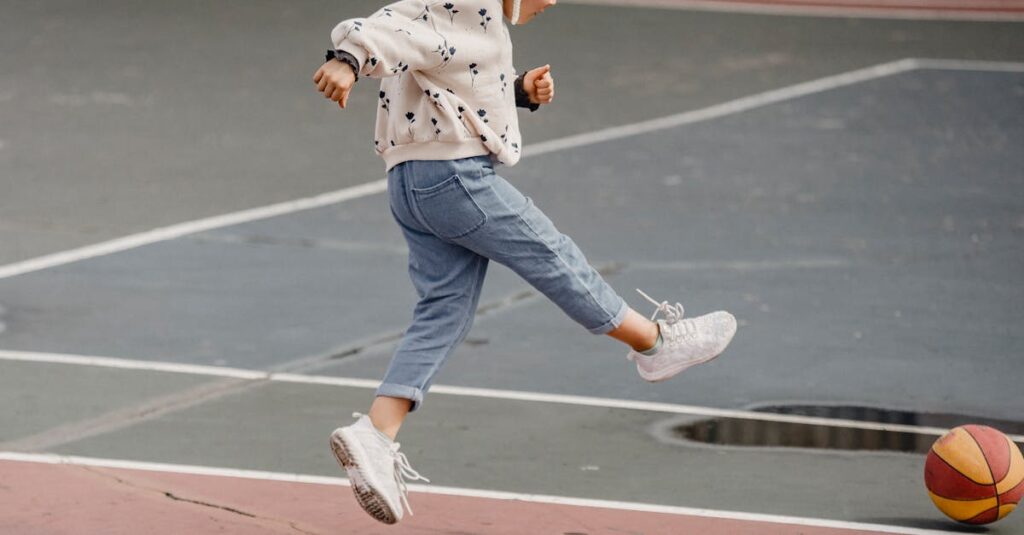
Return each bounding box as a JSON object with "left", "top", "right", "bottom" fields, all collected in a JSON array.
[{"left": 325, "top": 49, "right": 360, "bottom": 82}]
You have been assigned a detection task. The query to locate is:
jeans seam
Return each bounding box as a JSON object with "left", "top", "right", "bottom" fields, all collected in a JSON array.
[
  {"left": 512, "top": 198, "right": 617, "bottom": 330},
  {"left": 588, "top": 297, "right": 629, "bottom": 334},
  {"left": 412, "top": 254, "right": 486, "bottom": 396},
  {"left": 376, "top": 382, "right": 423, "bottom": 411}
]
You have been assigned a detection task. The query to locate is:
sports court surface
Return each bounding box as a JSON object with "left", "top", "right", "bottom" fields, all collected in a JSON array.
[{"left": 2, "top": 1, "right": 1023, "bottom": 533}]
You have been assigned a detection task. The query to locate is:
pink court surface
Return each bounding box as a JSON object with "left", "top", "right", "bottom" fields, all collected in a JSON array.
[{"left": 0, "top": 457, "right": 931, "bottom": 535}]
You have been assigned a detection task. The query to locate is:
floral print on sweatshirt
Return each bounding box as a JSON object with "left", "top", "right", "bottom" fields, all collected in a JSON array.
[{"left": 330, "top": 0, "right": 535, "bottom": 172}]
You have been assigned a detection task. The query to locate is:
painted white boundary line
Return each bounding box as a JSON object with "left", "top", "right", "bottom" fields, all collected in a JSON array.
[
  {"left": 560, "top": 0, "right": 1024, "bottom": 22},
  {"left": 525, "top": 58, "right": 918, "bottom": 156},
  {"left": 4, "top": 349, "right": 1022, "bottom": 443},
  {"left": 0, "top": 451, "right": 961, "bottom": 534},
  {"left": 913, "top": 58, "right": 1024, "bottom": 72},
  {"left": 0, "top": 57, "right": 939, "bottom": 281},
  {"left": 0, "top": 349, "right": 266, "bottom": 379},
  {"left": 0, "top": 180, "right": 389, "bottom": 280}
]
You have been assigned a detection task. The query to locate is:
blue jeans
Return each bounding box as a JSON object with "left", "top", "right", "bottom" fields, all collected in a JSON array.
[{"left": 380, "top": 154, "right": 629, "bottom": 411}]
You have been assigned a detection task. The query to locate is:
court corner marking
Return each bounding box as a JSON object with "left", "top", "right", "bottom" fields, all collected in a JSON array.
[{"left": 5, "top": 57, "right": 1024, "bottom": 281}]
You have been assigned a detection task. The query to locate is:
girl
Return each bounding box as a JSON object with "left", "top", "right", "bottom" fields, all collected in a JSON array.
[{"left": 312, "top": 0, "right": 737, "bottom": 524}]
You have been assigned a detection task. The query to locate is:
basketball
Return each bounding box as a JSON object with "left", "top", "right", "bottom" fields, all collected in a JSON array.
[{"left": 924, "top": 425, "right": 1024, "bottom": 525}]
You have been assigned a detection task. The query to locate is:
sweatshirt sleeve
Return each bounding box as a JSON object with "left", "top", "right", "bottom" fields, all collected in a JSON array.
[{"left": 330, "top": 1, "right": 449, "bottom": 80}]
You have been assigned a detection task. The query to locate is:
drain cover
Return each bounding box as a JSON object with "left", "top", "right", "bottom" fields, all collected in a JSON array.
[{"left": 672, "top": 404, "right": 1024, "bottom": 454}]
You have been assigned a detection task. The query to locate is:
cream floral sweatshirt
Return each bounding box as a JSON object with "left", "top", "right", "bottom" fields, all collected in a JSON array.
[{"left": 330, "top": 0, "right": 537, "bottom": 172}]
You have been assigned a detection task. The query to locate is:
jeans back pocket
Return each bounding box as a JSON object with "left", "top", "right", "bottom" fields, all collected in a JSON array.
[{"left": 410, "top": 173, "right": 488, "bottom": 240}]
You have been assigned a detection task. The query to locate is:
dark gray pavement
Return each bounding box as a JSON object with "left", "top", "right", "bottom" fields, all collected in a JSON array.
[
  {"left": 2, "top": 68, "right": 1020, "bottom": 415},
  {"left": 0, "top": 360, "right": 215, "bottom": 441},
  {"left": 2, "top": 2, "right": 1023, "bottom": 533},
  {"left": 3, "top": 1, "right": 1024, "bottom": 265}
]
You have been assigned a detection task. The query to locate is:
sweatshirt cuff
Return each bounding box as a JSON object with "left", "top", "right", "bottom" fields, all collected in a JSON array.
[
  {"left": 328, "top": 50, "right": 362, "bottom": 82},
  {"left": 514, "top": 73, "right": 540, "bottom": 112},
  {"left": 335, "top": 42, "right": 368, "bottom": 76}
]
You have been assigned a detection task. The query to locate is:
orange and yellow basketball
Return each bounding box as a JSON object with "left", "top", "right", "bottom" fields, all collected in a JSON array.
[{"left": 924, "top": 425, "right": 1024, "bottom": 525}]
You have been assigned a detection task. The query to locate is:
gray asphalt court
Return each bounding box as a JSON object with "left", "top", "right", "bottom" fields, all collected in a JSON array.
[{"left": 1, "top": 1, "right": 1023, "bottom": 533}]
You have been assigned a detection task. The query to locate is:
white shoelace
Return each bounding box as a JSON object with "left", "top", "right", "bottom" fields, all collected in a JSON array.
[
  {"left": 636, "top": 288, "right": 685, "bottom": 324},
  {"left": 350, "top": 412, "right": 431, "bottom": 516},
  {"left": 389, "top": 443, "right": 430, "bottom": 515},
  {"left": 635, "top": 288, "right": 701, "bottom": 348}
]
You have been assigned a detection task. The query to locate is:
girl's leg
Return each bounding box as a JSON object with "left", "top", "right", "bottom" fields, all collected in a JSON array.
[
  {"left": 370, "top": 306, "right": 660, "bottom": 440},
  {"left": 368, "top": 395, "right": 412, "bottom": 440},
  {"left": 371, "top": 158, "right": 491, "bottom": 439},
  {"left": 451, "top": 160, "right": 649, "bottom": 343},
  {"left": 371, "top": 155, "right": 657, "bottom": 439},
  {"left": 607, "top": 307, "right": 661, "bottom": 352},
  {"left": 371, "top": 217, "right": 489, "bottom": 439}
]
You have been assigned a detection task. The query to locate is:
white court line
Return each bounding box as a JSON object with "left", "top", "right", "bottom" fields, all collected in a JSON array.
[
  {"left": 0, "top": 180, "right": 388, "bottom": 280},
  {"left": 3, "top": 56, "right": 1007, "bottom": 281},
  {"left": 4, "top": 349, "right": 1022, "bottom": 444},
  {"left": 0, "top": 349, "right": 266, "bottom": 379},
  {"left": 0, "top": 451, "right": 963, "bottom": 534},
  {"left": 524, "top": 58, "right": 918, "bottom": 156},
  {"left": 913, "top": 58, "right": 1024, "bottom": 72},
  {"left": 560, "top": 0, "right": 1024, "bottom": 22},
  {"left": 628, "top": 257, "right": 850, "bottom": 271}
]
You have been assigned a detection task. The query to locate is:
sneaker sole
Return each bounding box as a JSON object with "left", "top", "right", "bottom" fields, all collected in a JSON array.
[
  {"left": 637, "top": 350, "right": 722, "bottom": 382},
  {"left": 329, "top": 429, "right": 399, "bottom": 525}
]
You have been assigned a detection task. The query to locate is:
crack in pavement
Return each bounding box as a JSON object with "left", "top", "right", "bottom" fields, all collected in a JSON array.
[
  {"left": 77, "top": 465, "right": 321, "bottom": 535},
  {"left": 162, "top": 490, "right": 259, "bottom": 519}
]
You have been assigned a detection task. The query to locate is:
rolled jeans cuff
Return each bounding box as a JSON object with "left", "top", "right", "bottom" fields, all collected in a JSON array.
[
  {"left": 588, "top": 296, "right": 630, "bottom": 335},
  {"left": 376, "top": 382, "right": 425, "bottom": 413}
]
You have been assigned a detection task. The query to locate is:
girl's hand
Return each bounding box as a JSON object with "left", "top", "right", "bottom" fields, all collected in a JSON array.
[
  {"left": 313, "top": 59, "right": 357, "bottom": 109},
  {"left": 523, "top": 64, "right": 554, "bottom": 105}
]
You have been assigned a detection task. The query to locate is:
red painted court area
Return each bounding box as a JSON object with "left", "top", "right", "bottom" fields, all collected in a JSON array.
[{"left": 0, "top": 459, "right": 906, "bottom": 535}]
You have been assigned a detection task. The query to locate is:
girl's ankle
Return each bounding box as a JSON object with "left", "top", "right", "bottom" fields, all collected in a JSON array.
[{"left": 633, "top": 323, "right": 662, "bottom": 353}]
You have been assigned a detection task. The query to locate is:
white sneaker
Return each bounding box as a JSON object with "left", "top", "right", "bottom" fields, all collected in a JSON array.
[
  {"left": 329, "top": 413, "right": 429, "bottom": 524},
  {"left": 626, "top": 288, "right": 737, "bottom": 382}
]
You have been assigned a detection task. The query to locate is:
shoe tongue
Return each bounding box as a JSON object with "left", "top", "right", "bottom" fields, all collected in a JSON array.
[{"left": 357, "top": 416, "right": 394, "bottom": 443}]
